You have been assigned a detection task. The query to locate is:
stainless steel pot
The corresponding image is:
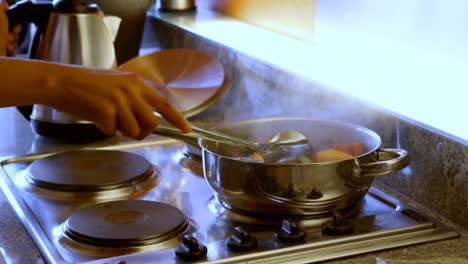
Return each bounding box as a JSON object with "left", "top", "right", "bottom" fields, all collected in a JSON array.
[{"left": 199, "top": 118, "right": 410, "bottom": 216}]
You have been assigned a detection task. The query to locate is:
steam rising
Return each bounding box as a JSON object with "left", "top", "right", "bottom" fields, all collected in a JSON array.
[
  {"left": 223, "top": 71, "right": 378, "bottom": 125},
  {"left": 216, "top": 64, "right": 395, "bottom": 146}
]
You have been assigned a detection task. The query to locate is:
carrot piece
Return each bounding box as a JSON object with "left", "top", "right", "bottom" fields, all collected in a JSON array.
[
  {"left": 351, "top": 142, "right": 366, "bottom": 156},
  {"left": 333, "top": 143, "right": 354, "bottom": 155}
]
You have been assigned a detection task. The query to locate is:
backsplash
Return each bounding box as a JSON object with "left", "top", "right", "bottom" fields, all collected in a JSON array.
[{"left": 143, "top": 15, "right": 467, "bottom": 229}]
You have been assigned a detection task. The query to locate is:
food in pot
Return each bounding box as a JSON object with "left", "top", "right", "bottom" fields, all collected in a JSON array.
[
  {"left": 228, "top": 148, "right": 265, "bottom": 162},
  {"left": 333, "top": 142, "right": 366, "bottom": 156},
  {"left": 316, "top": 148, "right": 353, "bottom": 162},
  {"left": 252, "top": 152, "right": 265, "bottom": 162},
  {"left": 316, "top": 142, "right": 366, "bottom": 162},
  {"left": 246, "top": 151, "right": 265, "bottom": 162},
  {"left": 230, "top": 141, "right": 366, "bottom": 164}
]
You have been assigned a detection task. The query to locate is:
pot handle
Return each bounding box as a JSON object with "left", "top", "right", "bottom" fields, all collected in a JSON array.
[{"left": 355, "top": 149, "right": 410, "bottom": 177}]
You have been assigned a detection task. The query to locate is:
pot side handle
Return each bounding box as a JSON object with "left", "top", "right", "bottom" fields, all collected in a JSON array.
[{"left": 355, "top": 149, "right": 410, "bottom": 178}]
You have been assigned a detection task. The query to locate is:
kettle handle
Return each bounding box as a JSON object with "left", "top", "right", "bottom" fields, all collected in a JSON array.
[
  {"left": 6, "top": 1, "right": 53, "bottom": 122},
  {"left": 6, "top": 0, "right": 53, "bottom": 31}
]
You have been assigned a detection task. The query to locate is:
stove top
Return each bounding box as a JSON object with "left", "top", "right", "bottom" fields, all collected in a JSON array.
[{"left": 0, "top": 140, "right": 459, "bottom": 264}]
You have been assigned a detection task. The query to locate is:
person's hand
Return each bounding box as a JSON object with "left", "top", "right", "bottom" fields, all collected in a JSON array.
[
  {"left": 0, "top": 0, "right": 22, "bottom": 56},
  {"left": 46, "top": 65, "right": 192, "bottom": 140}
]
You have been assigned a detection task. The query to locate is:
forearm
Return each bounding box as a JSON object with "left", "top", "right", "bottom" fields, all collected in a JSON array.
[
  {"left": 0, "top": 56, "right": 192, "bottom": 138},
  {"left": 0, "top": 56, "right": 75, "bottom": 107}
]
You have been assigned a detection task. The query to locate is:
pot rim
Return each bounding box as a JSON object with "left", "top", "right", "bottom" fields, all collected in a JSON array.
[{"left": 199, "top": 117, "right": 383, "bottom": 166}]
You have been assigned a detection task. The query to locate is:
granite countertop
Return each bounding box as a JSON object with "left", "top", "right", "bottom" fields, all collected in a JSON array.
[
  {"left": 0, "top": 108, "right": 42, "bottom": 263},
  {"left": 0, "top": 107, "right": 467, "bottom": 263}
]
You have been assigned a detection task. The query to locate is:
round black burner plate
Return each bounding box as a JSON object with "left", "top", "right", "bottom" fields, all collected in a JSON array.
[
  {"left": 64, "top": 200, "right": 188, "bottom": 246},
  {"left": 28, "top": 150, "right": 153, "bottom": 191}
]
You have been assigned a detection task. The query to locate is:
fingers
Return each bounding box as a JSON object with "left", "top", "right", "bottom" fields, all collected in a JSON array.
[
  {"left": 6, "top": 41, "right": 16, "bottom": 56},
  {"left": 80, "top": 101, "right": 118, "bottom": 137},
  {"left": 108, "top": 80, "right": 161, "bottom": 140},
  {"left": 114, "top": 95, "right": 141, "bottom": 138},
  {"left": 51, "top": 68, "right": 191, "bottom": 140},
  {"left": 132, "top": 101, "right": 159, "bottom": 140},
  {"left": 6, "top": 25, "right": 21, "bottom": 56},
  {"left": 117, "top": 111, "right": 140, "bottom": 138},
  {"left": 145, "top": 88, "right": 192, "bottom": 133}
]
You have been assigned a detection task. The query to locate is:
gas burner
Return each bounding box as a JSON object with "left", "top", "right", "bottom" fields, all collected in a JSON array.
[
  {"left": 60, "top": 200, "right": 191, "bottom": 257},
  {"left": 23, "top": 150, "right": 159, "bottom": 201}
]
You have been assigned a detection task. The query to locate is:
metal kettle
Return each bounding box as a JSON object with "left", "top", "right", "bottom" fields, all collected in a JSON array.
[{"left": 7, "top": 0, "right": 121, "bottom": 142}]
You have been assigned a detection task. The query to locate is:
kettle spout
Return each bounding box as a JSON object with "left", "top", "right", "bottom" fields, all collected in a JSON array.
[{"left": 103, "top": 16, "right": 121, "bottom": 42}]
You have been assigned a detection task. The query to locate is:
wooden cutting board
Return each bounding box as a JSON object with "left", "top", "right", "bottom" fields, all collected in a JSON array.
[{"left": 118, "top": 49, "right": 227, "bottom": 117}]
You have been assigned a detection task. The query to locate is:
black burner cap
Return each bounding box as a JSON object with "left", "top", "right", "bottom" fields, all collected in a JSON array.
[{"left": 28, "top": 150, "right": 153, "bottom": 191}]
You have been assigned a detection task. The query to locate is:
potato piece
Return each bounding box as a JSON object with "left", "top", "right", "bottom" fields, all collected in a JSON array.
[
  {"left": 333, "top": 142, "right": 366, "bottom": 156},
  {"left": 316, "top": 148, "right": 354, "bottom": 162},
  {"left": 233, "top": 150, "right": 265, "bottom": 163},
  {"left": 333, "top": 143, "right": 354, "bottom": 155},
  {"left": 249, "top": 151, "right": 265, "bottom": 162}
]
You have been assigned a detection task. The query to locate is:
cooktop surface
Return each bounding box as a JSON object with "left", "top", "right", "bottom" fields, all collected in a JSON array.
[{"left": 0, "top": 140, "right": 459, "bottom": 264}]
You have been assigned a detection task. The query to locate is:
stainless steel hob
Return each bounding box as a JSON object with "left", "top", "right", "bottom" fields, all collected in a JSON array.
[{"left": 0, "top": 140, "right": 460, "bottom": 264}]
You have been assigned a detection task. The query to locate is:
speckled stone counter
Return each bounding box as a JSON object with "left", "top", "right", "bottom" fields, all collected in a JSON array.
[
  {"left": 328, "top": 234, "right": 468, "bottom": 264},
  {"left": 0, "top": 108, "right": 43, "bottom": 264},
  {"left": 0, "top": 190, "right": 44, "bottom": 264}
]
